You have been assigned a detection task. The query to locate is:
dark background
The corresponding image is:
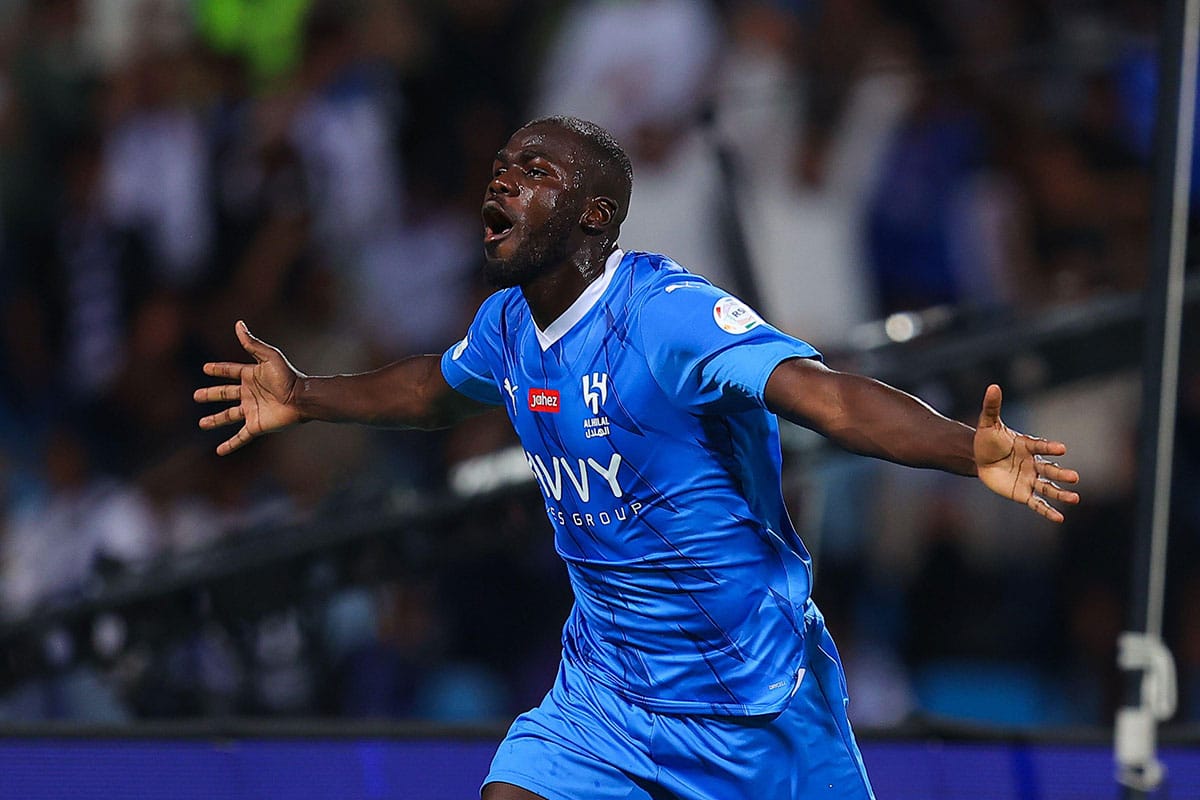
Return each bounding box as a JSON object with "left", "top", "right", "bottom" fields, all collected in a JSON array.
[{"left": 0, "top": 0, "right": 1197, "bottom": 736}]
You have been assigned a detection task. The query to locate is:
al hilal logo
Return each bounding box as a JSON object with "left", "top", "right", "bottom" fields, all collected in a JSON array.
[
  {"left": 582, "top": 373, "right": 611, "bottom": 438},
  {"left": 528, "top": 388, "right": 561, "bottom": 413},
  {"left": 713, "top": 296, "right": 762, "bottom": 334},
  {"left": 582, "top": 372, "right": 608, "bottom": 415}
]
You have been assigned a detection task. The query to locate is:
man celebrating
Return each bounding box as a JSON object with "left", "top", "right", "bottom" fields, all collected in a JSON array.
[{"left": 196, "top": 116, "right": 1079, "bottom": 799}]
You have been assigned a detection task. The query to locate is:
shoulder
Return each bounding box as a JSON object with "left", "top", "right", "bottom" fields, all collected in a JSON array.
[
  {"left": 479, "top": 286, "right": 523, "bottom": 314},
  {"left": 455, "top": 288, "right": 527, "bottom": 361},
  {"left": 622, "top": 251, "right": 715, "bottom": 307},
  {"left": 620, "top": 253, "right": 760, "bottom": 356},
  {"left": 624, "top": 251, "right": 736, "bottom": 320},
  {"left": 630, "top": 258, "right": 806, "bottom": 356},
  {"left": 472, "top": 286, "right": 526, "bottom": 328}
]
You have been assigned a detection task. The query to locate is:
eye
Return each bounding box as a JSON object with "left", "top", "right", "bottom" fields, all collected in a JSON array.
[{"left": 526, "top": 166, "right": 549, "bottom": 178}]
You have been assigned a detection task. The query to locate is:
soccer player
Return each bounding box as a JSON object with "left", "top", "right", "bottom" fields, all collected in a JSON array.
[{"left": 196, "top": 116, "right": 1080, "bottom": 799}]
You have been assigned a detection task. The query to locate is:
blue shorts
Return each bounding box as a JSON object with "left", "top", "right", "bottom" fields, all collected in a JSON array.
[{"left": 484, "top": 617, "right": 874, "bottom": 799}]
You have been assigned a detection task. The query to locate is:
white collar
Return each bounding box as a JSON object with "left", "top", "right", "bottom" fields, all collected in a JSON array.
[{"left": 534, "top": 248, "right": 624, "bottom": 351}]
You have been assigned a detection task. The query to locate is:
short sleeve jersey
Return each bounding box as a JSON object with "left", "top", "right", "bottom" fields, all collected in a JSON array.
[{"left": 441, "top": 250, "right": 821, "bottom": 715}]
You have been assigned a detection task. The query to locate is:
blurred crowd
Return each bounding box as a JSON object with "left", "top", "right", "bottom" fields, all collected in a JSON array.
[{"left": 0, "top": 0, "right": 1198, "bottom": 728}]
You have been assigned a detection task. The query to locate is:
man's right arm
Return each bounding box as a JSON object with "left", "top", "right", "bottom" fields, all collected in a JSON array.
[
  {"left": 195, "top": 321, "right": 491, "bottom": 455},
  {"left": 294, "top": 354, "right": 487, "bottom": 429}
]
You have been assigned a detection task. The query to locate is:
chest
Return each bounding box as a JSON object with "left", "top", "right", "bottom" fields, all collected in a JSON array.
[{"left": 492, "top": 312, "right": 668, "bottom": 456}]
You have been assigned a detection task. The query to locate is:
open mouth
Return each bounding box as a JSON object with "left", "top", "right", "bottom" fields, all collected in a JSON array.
[{"left": 482, "top": 202, "right": 514, "bottom": 244}]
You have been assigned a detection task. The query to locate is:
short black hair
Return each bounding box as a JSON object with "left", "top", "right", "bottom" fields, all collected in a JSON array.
[{"left": 521, "top": 116, "right": 633, "bottom": 221}]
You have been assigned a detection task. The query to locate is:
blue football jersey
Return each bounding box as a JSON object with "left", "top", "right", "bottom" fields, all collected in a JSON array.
[{"left": 441, "top": 250, "right": 822, "bottom": 715}]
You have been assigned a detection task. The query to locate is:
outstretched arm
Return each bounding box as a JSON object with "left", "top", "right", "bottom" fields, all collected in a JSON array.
[
  {"left": 194, "top": 321, "right": 490, "bottom": 455},
  {"left": 764, "top": 358, "right": 1080, "bottom": 522}
]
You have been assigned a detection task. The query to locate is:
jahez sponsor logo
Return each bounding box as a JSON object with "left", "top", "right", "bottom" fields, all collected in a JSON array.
[{"left": 528, "top": 388, "right": 561, "bottom": 413}]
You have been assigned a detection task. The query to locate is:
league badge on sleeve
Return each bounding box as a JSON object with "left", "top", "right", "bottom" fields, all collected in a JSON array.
[{"left": 713, "top": 296, "right": 763, "bottom": 335}]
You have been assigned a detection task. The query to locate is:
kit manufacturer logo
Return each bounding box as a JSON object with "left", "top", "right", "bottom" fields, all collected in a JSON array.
[{"left": 502, "top": 377, "right": 519, "bottom": 410}]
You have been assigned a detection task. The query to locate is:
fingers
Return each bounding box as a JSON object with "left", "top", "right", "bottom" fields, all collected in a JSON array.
[
  {"left": 205, "top": 321, "right": 272, "bottom": 374},
  {"left": 977, "top": 384, "right": 1003, "bottom": 429},
  {"left": 1034, "top": 455, "right": 1080, "bottom": 485},
  {"left": 203, "top": 361, "right": 250, "bottom": 380},
  {"left": 976, "top": 402, "right": 1081, "bottom": 521},
  {"left": 1035, "top": 476, "right": 1080, "bottom": 505},
  {"left": 1025, "top": 437, "right": 1067, "bottom": 457},
  {"left": 1023, "top": 455, "right": 1081, "bottom": 522},
  {"left": 216, "top": 426, "right": 255, "bottom": 457},
  {"left": 199, "top": 405, "right": 245, "bottom": 430},
  {"left": 194, "top": 384, "right": 241, "bottom": 404},
  {"left": 236, "top": 320, "right": 271, "bottom": 363},
  {"left": 198, "top": 322, "right": 270, "bottom": 456},
  {"left": 1027, "top": 494, "right": 1065, "bottom": 524}
]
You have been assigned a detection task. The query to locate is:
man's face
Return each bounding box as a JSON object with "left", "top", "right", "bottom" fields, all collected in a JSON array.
[{"left": 481, "top": 124, "right": 585, "bottom": 288}]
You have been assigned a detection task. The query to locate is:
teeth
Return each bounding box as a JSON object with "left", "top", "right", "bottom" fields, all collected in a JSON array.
[{"left": 482, "top": 205, "right": 513, "bottom": 238}]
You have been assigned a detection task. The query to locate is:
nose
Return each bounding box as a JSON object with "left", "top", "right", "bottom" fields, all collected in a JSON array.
[{"left": 487, "top": 170, "right": 517, "bottom": 198}]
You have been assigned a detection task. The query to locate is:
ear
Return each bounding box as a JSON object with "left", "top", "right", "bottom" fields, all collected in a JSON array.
[{"left": 580, "top": 196, "right": 618, "bottom": 234}]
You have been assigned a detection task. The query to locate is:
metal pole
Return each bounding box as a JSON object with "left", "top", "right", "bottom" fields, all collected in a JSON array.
[
  {"left": 1146, "top": 0, "right": 1199, "bottom": 648},
  {"left": 1116, "top": 0, "right": 1197, "bottom": 794}
]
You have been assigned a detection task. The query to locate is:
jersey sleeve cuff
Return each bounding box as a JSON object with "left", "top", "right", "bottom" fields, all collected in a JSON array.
[
  {"left": 746, "top": 343, "right": 822, "bottom": 407},
  {"left": 440, "top": 350, "right": 503, "bottom": 405}
]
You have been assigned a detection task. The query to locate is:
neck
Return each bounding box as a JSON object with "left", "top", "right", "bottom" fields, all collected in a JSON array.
[{"left": 521, "top": 240, "right": 617, "bottom": 330}]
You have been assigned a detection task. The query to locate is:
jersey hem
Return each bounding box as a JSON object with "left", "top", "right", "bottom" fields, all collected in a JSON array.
[
  {"left": 574, "top": 658, "right": 800, "bottom": 717},
  {"left": 483, "top": 770, "right": 576, "bottom": 800}
]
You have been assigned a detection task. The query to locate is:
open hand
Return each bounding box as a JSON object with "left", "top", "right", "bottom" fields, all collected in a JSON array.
[
  {"left": 974, "top": 384, "right": 1080, "bottom": 522},
  {"left": 194, "top": 321, "right": 305, "bottom": 455}
]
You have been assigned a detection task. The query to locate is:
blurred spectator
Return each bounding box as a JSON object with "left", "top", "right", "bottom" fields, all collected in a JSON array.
[
  {"left": 353, "top": 212, "right": 477, "bottom": 358},
  {"left": 334, "top": 579, "right": 446, "bottom": 719},
  {"left": 57, "top": 132, "right": 152, "bottom": 403},
  {"left": 1, "top": 425, "right": 160, "bottom": 620},
  {"left": 195, "top": 0, "right": 313, "bottom": 85},
  {"left": 864, "top": 72, "right": 998, "bottom": 314},
  {"left": 534, "top": 0, "right": 733, "bottom": 286},
  {"left": 731, "top": 0, "right": 910, "bottom": 343},
  {"left": 3, "top": 0, "right": 94, "bottom": 254},
  {"left": 90, "top": 290, "right": 207, "bottom": 472},
  {"left": 1112, "top": 31, "right": 1200, "bottom": 209},
  {"left": 101, "top": 47, "right": 213, "bottom": 287},
  {"left": 285, "top": 3, "right": 404, "bottom": 266},
  {"left": 535, "top": 0, "right": 719, "bottom": 146},
  {"left": 82, "top": 0, "right": 191, "bottom": 72},
  {"left": 259, "top": 266, "right": 378, "bottom": 509},
  {"left": 0, "top": 284, "right": 58, "bottom": 471}
]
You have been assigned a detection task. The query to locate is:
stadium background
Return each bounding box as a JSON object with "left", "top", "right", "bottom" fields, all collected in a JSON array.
[{"left": 0, "top": 0, "right": 1197, "bottom": 797}]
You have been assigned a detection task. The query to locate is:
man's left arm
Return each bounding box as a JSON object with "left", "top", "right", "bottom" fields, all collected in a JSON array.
[{"left": 764, "top": 357, "right": 1080, "bottom": 522}]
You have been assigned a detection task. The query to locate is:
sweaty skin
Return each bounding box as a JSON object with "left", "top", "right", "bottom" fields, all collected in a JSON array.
[
  {"left": 196, "top": 118, "right": 1079, "bottom": 800},
  {"left": 196, "top": 120, "right": 1078, "bottom": 517},
  {"left": 481, "top": 123, "right": 625, "bottom": 326}
]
